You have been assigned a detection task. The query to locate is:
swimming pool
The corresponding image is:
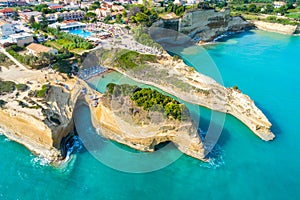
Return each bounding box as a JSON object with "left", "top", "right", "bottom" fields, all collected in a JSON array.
[{"left": 68, "top": 29, "right": 91, "bottom": 38}]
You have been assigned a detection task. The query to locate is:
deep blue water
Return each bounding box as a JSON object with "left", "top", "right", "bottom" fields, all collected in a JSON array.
[{"left": 1, "top": 30, "right": 300, "bottom": 199}]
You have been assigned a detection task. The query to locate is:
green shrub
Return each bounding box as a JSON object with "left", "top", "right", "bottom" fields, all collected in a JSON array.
[
  {"left": 36, "top": 84, "right": 50, "bottom": 98},
  {"left": 0, "top": 53, "right": 8, "bottom": 62},
  {"left": 52, "top": 60, "right": 73, "bottom": 74},
  {"left": 233, "top": 85, "right": 239, "bottom": 90},
  {"left": 114, "top": 50, "right": 157, "bottom": 69},
  {"left": 173, "top": 55, "right": 180, "bottom": 61},
  {"left": 0, "top": 80, "right": 16, "bottom": 95},
  {"left": 16, "top": 84, "right": 28, "bottom": 92},
  {"left": 106, "top": 84, "right": 187, "bottom": 121},
  {"left": 0, "top": 99, "right": 7, "bottom": 108}
]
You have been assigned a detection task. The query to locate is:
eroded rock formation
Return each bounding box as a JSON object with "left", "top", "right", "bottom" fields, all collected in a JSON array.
[{"left": 152, "top": 8, "right": 254, "bottom": 42}]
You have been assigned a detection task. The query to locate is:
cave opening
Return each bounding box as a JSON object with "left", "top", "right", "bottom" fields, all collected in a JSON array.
[{"left": 154, "top": 141, "right": 171, "bottom": 151}]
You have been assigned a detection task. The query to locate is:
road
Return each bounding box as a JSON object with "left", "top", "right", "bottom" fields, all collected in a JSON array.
[{"left": 0, "top": 47, "right": 28, "bottom": 70}]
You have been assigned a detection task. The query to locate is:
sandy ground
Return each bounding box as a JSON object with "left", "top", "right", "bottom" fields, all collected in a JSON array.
[{"left": 0, "top": 65, "right": 45, "bottom": 83}]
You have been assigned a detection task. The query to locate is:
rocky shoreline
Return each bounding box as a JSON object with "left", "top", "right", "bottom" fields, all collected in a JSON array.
[
  {"left": 0, "top": 55, "right": 274, "bottom": 164},
  {"left": 0, "top": 10, "right": 277, "bottom": 164},
  {"left": 97, "top": 48, "right": 275, "bottom": 141}
]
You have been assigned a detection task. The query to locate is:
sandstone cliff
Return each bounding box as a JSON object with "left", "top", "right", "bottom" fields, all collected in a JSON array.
[
  {"left": 0, "top": 74, "right": 82, "bottom": 162},
  {"left": 97, "top": 48, "right": 275, "bottom": 141},
  {"left": 152, "top": 8, "right": 253, "bottom": 42}
]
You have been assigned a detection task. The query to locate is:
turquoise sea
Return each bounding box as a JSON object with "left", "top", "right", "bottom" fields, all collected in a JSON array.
[{"left": 1, "top": 30, "right": 300, "bottom": 199}]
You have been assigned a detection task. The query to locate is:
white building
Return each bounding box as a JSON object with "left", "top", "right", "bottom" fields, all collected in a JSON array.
[
  {"left": 95, "top": 8, "right": 111, "bottom": 18},
  {"left": 33, "top": 10, "right": 86, "bottom": 23},
  {"left": 25, "top": 0, "right": 39, "bottom": 5},
  {"left": 174, "top": 0, "right": 183, "bottom": 5},
  {"left": 19, "top": 11, "right": 42, "bottom": 23},
  {"left": 273, "top": 1, "right": 286, "bottom": 9},
  {"left": 186, "top": 0, "right": 196, "bottom": 5},
  {"left": 64, "top": 4, "right": 80, "bottom": 11},
  {"left": 54, "top": 0, "right": 79, "bottom": 5},
  {"left": 0, "top": 20, "right": 15, "bottom": 38},
  {"left": 9, "top": 33, "right": 33, "bottom": 47},
  {"left": 35, "top": 13, "right": 56, "bottom": 23},
  {"left": 0, "top": 8, "right": 14, "bottom": 17},
  {"left": 55, "top": 10, "right": 86, "bottom": 21},
  {"left": 48, "top": 21, "right": 86, "bottom": 30}
]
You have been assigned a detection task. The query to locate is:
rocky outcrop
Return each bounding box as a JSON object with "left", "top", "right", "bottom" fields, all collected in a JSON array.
[
  {"left": 0, "top": 76, "right": 82, "bottom": 163},
  {"left": 0, "top": 72, "right": 206, "bottom": 162},
  {"left": 90, "top": 102, "right": 206, "bottom": 161},
  {"left": 97, "top": 48, "right": 275, "bottom": 141},
  {"left": 152, "top": 8, "right": 254, "bottom": 42},
  {"left": 251, "top": 20, "right": 298, "bottom": 35}
]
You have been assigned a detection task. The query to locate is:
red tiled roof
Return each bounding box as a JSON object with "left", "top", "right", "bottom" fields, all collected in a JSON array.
[
  {"left": 49, "top": 5, "right": 63, "bottom": 10},
  {"left": 0, "top": 8, "right": 14, "bottom": 13},
  {"left": 62, "top": 20, "right": 76, "bottom": 24}
]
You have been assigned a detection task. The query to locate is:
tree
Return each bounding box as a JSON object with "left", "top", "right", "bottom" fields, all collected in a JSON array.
[
  {"left": 57, "top": 16, "right": 64, "bottom": 22},
  {"left": 37, "top": 52, "right": 55, "bottom": 67},
  {"left": 175, "top": 6, "right": 185, "bottom": 16},
  {"left": 128, "top": 6, "right": 141, "bottom": 19},
  {"left": 276, "top": 5, "right": 288, "bottom": 15},
  {"left": 29, "top": 15, "right": 35, "bottom": 26},
  {"left": 85, "top": 12, "right": 96, "bottom": 21},
  {"left": 34, "top": 4, "right": 48, "bottom": 12},
  {"left": 104, "top": 15, "right": 112, "bottom": 23},
  {"left": 122, "top": 10, "right": 127, "bottom": 18},
  {"left": 134, "top": 12, "right": 149, "bottom": 23},
  {"left": 125, "top": 25, "right": 130, "bottom": 33},
  {"left": 0, "top": 53, "right": 7, "bottom": 62},
  {"left": 41, "top": 8, "right": 51, "bottom": 14},
  {"left": 264, "top": 4, "right": 274, "bottom": 14},
  {"left": 198, "top": 2, "right": 210, "bottom": 10},
  {"left": 115, "top": 14, "right": 122, "bottom": 23},
  {"left": 248, "top": 4, "right": 257, "bottom": 13},
  {"left": 89, "top": 1, "right": 101, "bottom": 10},
  {"left": 12, "top": 11, "right": 19, "bottom": 20},
  {"left": 40, "top": 14, "right": 49, "bottom": 31}
]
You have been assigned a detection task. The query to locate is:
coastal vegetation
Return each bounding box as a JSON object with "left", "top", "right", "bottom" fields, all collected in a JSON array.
[
  {"left": 164, "top": 3, "right": 186, "bottom": 16},
  {"left": 0, "top": 53, "right": 13, "bottom": 67},
  {"left": 5, "top": 43, "right": 77, "bottom": 74},
  {"left": 99, "top": 48, "right": 197, "bottom": 93},
  {"left": 6, "top": 44, "right": 56, "bottom": 69},
  {"left": 36, "top": 84, "right": 50, "bottom": 98},
  {"left": 0, "top": 80, "right": 16, "bottom": 95},
  {"left": 110, "top": 49, "right": 156, "bottom": 70},
  {"left": 16, "top": 84, "right": 28, "bottom": 92},
  {"left": 127, "top": 4, "right": 158, "bottom": 26},
  {"left": 106, "top": 83, "right": 187, "bottom": 121},
  {"left": 230, "top": 1, "right": 300, "bottom": 25},
  {"left": 28, "top": 84, "right": 50, "bottom": 99}
]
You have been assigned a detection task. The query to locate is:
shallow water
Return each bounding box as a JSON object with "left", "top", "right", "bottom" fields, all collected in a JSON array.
[{"left": 1, "top": 30, "right": 300, "bottom": 199}]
